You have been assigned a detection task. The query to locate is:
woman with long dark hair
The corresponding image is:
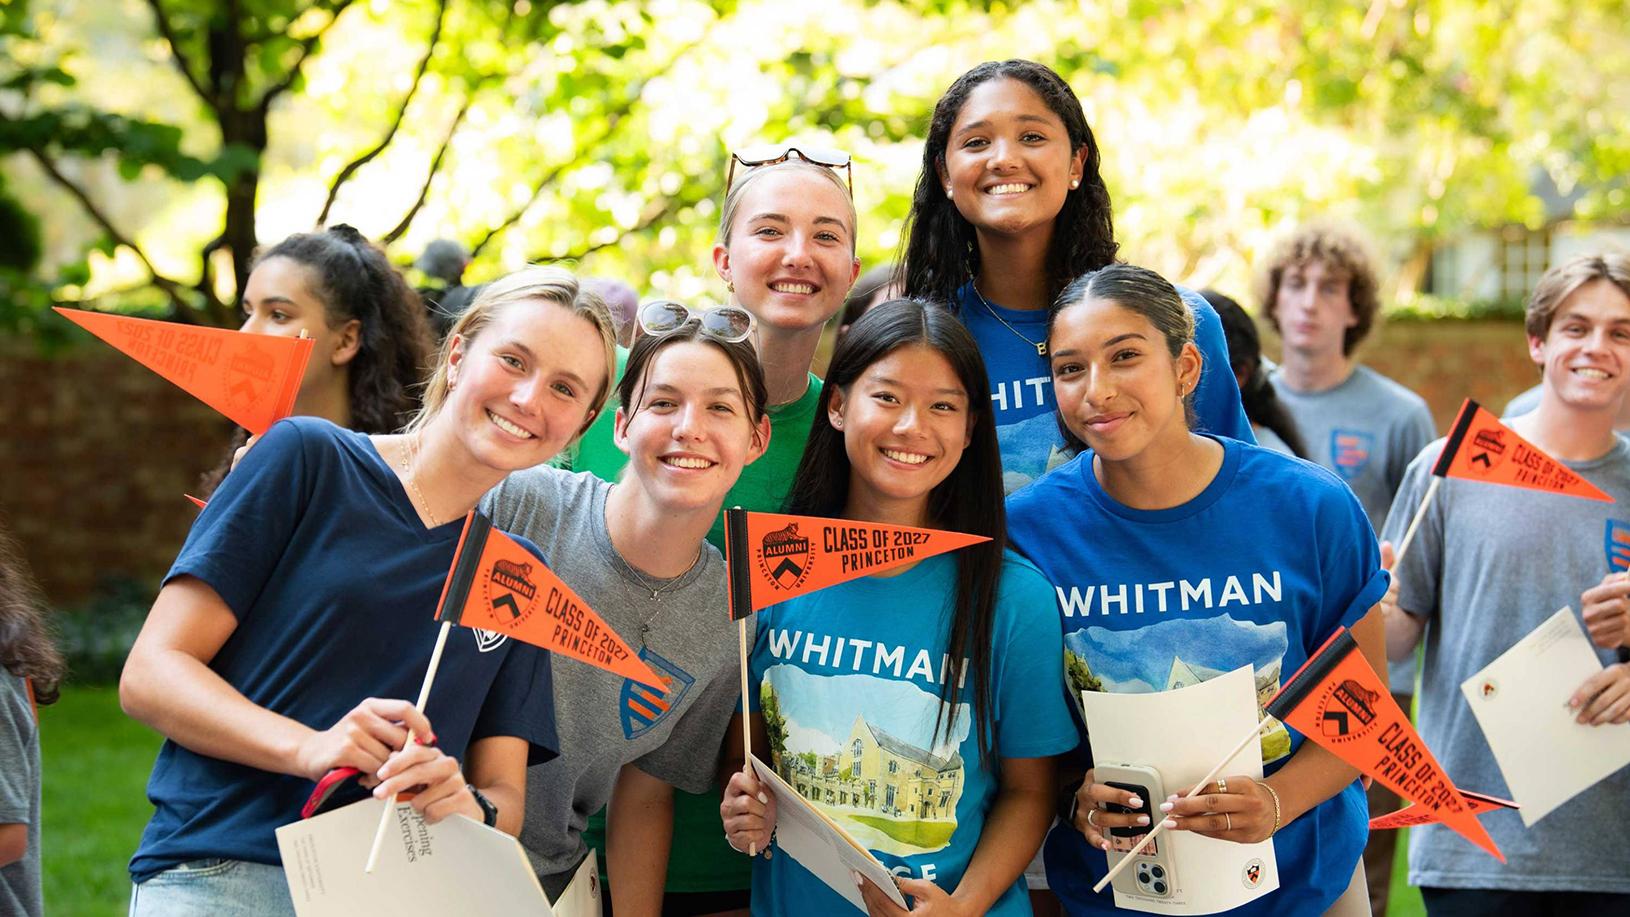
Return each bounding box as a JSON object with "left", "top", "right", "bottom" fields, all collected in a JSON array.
[
  {"left": 721, "top": 300, "right": 1075, "bottom": 915},
  {"left": 201, "top": 225, "right": 433, "bottom": 494},
  {"left": 0, "top": 518, "right": 65, "bottom": 917},
  {"left": 1008, "top": 264, "right": 1388, "bottom": 915},
  {"left": 899, "top": 59, "right": 1250, "bottom": 492}
]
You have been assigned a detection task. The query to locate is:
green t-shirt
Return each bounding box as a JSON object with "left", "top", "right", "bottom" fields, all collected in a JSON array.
[{"left": 575, "top": 371, "right": 825, "bottom": 892}]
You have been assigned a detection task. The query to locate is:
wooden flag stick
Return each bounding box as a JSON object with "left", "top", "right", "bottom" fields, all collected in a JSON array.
[
  {"left": 1390, "top": 475, "right": 1442, "bottom": 571},
  {"left": 1092, "top": 716, "right": 1272, "bottom": 894},
  {"left": 364, "top": 619, "right": 454, "bottom": 873},
  {"left": 738, "top": 615, "right": 757, "bottom": 856}
]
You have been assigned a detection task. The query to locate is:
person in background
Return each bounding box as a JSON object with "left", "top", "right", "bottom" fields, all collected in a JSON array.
[
  {"left": 415, "top": 237, "right": 474, "bottom": 339},
  {"left": 1382, "top": 251, "right": 1630, "bottom": 916},
  {"left": 899, "top": 58, "right": 1251, "bottom": 494},
  {"left": 584, "top": 277, "right": 642, "bottom": 348},
  {"left": 202, "top": 225, "right": 434, "bottom": 496},
  {"left": 0, "top": 516, "right": 65, "bottom": 917},
  {"left": 1202, "top": 289, "right": 1308, "bottom": 458},
  {"left": 833, "top": 263, "right": 901, "bottom": 347},
  {"left": 1258, "top": 220, "right": 1432, "bottom": 914}
]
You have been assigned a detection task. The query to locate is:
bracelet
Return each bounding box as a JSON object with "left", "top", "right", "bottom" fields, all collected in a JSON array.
[{"left": 1259, "top": 781, "right": 1282, "bottom": 837}]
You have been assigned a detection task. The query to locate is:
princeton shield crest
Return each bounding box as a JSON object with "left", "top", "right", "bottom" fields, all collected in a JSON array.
[
  {"left": 619, "top": 649, "right": 694, "bottom": 740},
  {"left": 1606, "top": 519, "right": 1630, "bottom": 572}
]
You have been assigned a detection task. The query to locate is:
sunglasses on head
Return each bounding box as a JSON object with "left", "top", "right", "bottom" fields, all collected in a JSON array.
[
  {"left": 637, "top": 301, "right": 757, "bottom": 344},
  {"left": 726, "top": 144, "right": 853, "bottom": 196}
]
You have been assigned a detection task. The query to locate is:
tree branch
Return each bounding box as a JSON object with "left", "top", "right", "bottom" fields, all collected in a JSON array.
[
  {"left": 141, "top": 0, "right": 213, "bottom": 105},
  {"left": 467, "top": 36, "right": 705, "bottom": 258},
  {"left": 315, "top": 0, "right": 449, "bottom": 225},
  {"left": 258, "top": 0, "right": 360, "bottom": 111},
  {"left": 26, "top": 149, "right": 198, "bottom": 321},
  {"left": 533, "top": 196, "right": 682, "bottom": 263},
  {"left": 379, "top": 97, "right": 470, "bottom": 244}
]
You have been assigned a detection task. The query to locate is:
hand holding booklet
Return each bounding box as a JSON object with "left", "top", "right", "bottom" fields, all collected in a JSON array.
[
  {"left": 749, "top": 754, "right": 910, "bottom": 912},
  {"left": 1460, "top": 606, "right": 1630, "bottom": 825},
  {"left": 276, "top": 798, "right": 599, "bottom": 916}
]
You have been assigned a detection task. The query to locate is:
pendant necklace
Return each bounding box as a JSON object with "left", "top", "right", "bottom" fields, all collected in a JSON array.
[{"left": 970, "top": 282, "right": 1047, "bottom": 356}]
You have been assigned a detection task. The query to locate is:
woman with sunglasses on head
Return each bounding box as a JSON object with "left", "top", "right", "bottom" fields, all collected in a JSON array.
[
  {"left": 1005, "top": 265, "right": 1388, "bottom": 916},
  {"left": 480, "top": 304, "right": 771, "bottom": 914},
  {"left": 721, "top": 300, "right": 1076, "bottom": 916},
  {"left": 119, "top": 268, "right": 615, "bottom": 915},
  {"left": 200, "top": 224, "right": 434, "bottom": 496},
  {"left": 899, "top": 60, "right": 1251, "bottom": 493},
  {"left": 569, "top": 146, "right": 863, "bottom": 914}
]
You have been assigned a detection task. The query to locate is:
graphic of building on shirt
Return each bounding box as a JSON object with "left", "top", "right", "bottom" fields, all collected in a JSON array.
[
  {"left": 1065, "top": 616, "right": 1292, "bottom": 762},
  {"left": 762, "top": 669, "right": 968, "bottom": 856}
]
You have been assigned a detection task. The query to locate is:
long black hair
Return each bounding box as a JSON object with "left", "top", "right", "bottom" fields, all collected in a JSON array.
[
  {"left": 783, "top": 299, "right": 1005, "bottom": 764},
  {"left": 0, "top": 516, "right": 65, "bottom": 706},
  {"left": 1201, "top": 289, "right": 1308, "bottom": 458},
  {"left": 899, "top": 60, "right": 1117, "bottom": 308}
]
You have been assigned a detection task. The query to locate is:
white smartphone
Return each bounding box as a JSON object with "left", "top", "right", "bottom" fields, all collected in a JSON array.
[{"left": 1093, "top": 762, "right": 1177, "bottom": 899}]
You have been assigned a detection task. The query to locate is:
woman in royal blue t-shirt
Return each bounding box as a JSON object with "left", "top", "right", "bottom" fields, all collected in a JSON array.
[{"left": 1006, "top": 264, "right": 1390, "bottom": 916}]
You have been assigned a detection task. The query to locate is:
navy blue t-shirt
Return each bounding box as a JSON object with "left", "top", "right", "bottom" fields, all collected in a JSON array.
[
  {"left": 130, "top": 418, "right": 558, "bottom": 882},
  {"left": 1008, "top": 438, "right": 1388, "bottom": 915}
]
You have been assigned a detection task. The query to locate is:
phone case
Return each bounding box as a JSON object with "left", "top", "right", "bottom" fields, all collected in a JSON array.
[{"left": 1094, "top": 763, "right": 1177, "bottom": 899}]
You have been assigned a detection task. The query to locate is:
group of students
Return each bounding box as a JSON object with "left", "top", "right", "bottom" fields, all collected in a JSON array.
[{"left": 2, "top": 56, "right": 1628, "bottom": 917}]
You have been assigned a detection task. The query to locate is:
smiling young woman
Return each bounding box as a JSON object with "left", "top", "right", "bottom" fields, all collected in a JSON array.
[
  {"left": 720, "top": 300, "right": 1075, "bottom": 916},
  {"left": 899, "top": 60, "right": 1251, "bottom": 493},
  {"left": 119, "top": 268, "right": 614, "bottom": 917},
  {"left": 1006, "top": 264, "right": 1390, "bottom": 916},
  {"left": 479, "top": 314, "right": 771, "bottom": 914}
]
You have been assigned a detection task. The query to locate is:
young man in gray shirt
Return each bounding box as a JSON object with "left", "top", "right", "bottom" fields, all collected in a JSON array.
[
  {"left": 1261, "top": 220, "right": 1436, "bottom": 915},
  {"left": 1383, "top": 251, "right": 1630, "bottom": 916}
]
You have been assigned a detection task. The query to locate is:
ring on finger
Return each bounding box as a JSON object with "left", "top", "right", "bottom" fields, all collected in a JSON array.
[
  {"left": 1217, "top": 777, "right": 1228, "bottom": 794},
  {"left": 1225, "top": 812, "right": 1233, "bottom": 831},
  {"left": 1085, "top": 807, "right": 1099, "bottom": 828}
]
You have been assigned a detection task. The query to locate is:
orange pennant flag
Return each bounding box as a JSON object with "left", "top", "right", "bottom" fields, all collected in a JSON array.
[
  {"left": 185, "top": 494, "right": 208, "bottom": 510},
  {"left": 723, "top": 508, "right": 989, "bottom": 620},
  {"left": 436, "top": 512, "right": 663, "bottom": 689},
  {"left": 1434, "top": 399, "right": 1612, "bottom": 502},
  {"left": 1265, "top": 628, "right": 1504, "bottom": 861},
  {"left": 54, "top": 307, "right": 312, "bottom": 435},
  {"left": 1369, "top": 788, "right": 1518, "bottom": 831}
]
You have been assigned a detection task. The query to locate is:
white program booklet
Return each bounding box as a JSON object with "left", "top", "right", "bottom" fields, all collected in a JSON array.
[
  {"left": 276, "top": 798, "right": 599, "bottom": 916},
  {"left": 1460, "top": 606, "right": 1630, "bottom": 826},
  {"left": 749, "top": 753, "right": 910, "bottom": 913},
  {"left": 1079, "top": 665, "right": 1279, "bottom": 915}
]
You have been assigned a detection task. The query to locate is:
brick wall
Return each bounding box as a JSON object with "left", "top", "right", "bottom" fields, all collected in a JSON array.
[
  {"left": 0, "top": 341, "right": 233, "bottom": 604},
  {"left": 0, "top": 319, "right": 1540, "bottom": 605}
]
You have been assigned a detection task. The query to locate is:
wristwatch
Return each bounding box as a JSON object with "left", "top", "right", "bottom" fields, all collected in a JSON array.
[{"left": 467, "top": 784, "right": 498, "bottom": 827}]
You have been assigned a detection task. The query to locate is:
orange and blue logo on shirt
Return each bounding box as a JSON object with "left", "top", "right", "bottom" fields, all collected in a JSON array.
[
  {"left": 1331, "top": 430, "right": 1374, "bottom": 481},
  {"left": 619, "top": 648, "right": 694, "bottom": 740},
  {"left": 1605, "top": 520, "right": 1630, "bottom": 572}
]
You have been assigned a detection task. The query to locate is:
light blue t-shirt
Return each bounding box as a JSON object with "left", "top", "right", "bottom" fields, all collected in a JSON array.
[
  {"left": 747, "top": 551, "right": 1077, "bottom": 915},
  {"left": 953, "top": 283, "right": 1254, "bottom": 493},
  {"left": 1007, "top": 438, "right": 1389, "bottom": 916}
]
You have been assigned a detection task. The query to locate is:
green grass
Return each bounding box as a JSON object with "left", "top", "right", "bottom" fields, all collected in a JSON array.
[
  {"left": 847, "top": 813, "right": 957, "bottom": 849},
  {"left": 1387, "top": 827, "right": 1425, "bottom": 917},
  {"left": 39, "top": 683, "right": 162, "bottom": 916}
]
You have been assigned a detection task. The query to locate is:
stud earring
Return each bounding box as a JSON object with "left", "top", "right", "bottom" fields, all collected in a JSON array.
[
  {"left": 1070, "top": 179, "right": 1080, "bottom": 189},
  {"left": 833, "top": 418, "right": 843, "bottom": 429},
  {"left": 945, "top": 187, "right": 954, "bottom": 199},
  {"left": 727, "top": 281, "right": 735, "bottom": 294}
]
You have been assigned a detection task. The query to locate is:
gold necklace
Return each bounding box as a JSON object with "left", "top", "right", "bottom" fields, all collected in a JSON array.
[
  {"left": 397, "top": 434, "right": 441, "bottom": 528},
  {"left": 971, "top": 283, "right": 1047, "bottom": 356}
]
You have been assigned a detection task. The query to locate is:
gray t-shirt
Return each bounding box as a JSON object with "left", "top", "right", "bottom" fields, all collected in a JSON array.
[
  {"left": 0, "top": 672, "right": 42, "bottom": 917},
  {"left": 1383, "top": 436, "right": 1630, "bottom": 892},
  {"left": 1273, "top": 364, "right": 1435, "bottom": 693},
  {"left": 482, "top": 468, "right": 749, "bottom": 892}
]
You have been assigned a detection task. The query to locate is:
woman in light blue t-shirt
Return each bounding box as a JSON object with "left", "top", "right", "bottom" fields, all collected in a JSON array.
[
  {"left": 720, "top": 300, "right": 1076, "bottom": 916},
  {"left": 1007, "top": 264, "right": 1390, "bottom": 916}
]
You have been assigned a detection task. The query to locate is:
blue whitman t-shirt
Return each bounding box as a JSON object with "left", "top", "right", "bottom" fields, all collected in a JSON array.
[
  {"left": 1007, "top": 438, "right": 1388, "bottom": 916},
  {"left": 130, "top": 418, "right": 559, "bottom": 883},
  {"left": 747, "top": 551, "right": 1076, "bottom": 916},
  {"left": 954, "top": 283, "right": 1254, "bottom": 493}
]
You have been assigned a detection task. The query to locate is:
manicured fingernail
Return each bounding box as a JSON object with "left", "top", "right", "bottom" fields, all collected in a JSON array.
[
  {"left": 1167, "top": 794, "right": 1178, "bottom": 802},
  {"left": 1136, "top": 815, "right": 1150, "bottom": 826},
  {"left": 851, "top": 869, "right": 862, "bottom": 887},
  {"left": 1127, "top": 796, "right": 1142, "bottom": 808},
  {"left": 1158, "top": 802, "right": 1173, "bottom": 812},
  {"left": 758, "top": 792, "right": 768, "bottom": 804},
  {"left": 748, "top": 842, "right": 756, "bottom": 856},
  {"left": 1100, "top": 840, "right": 1111, "bottom": 851},
  {"left": 1162, "top": 818, "right": 1176, "bottom": 829}
]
